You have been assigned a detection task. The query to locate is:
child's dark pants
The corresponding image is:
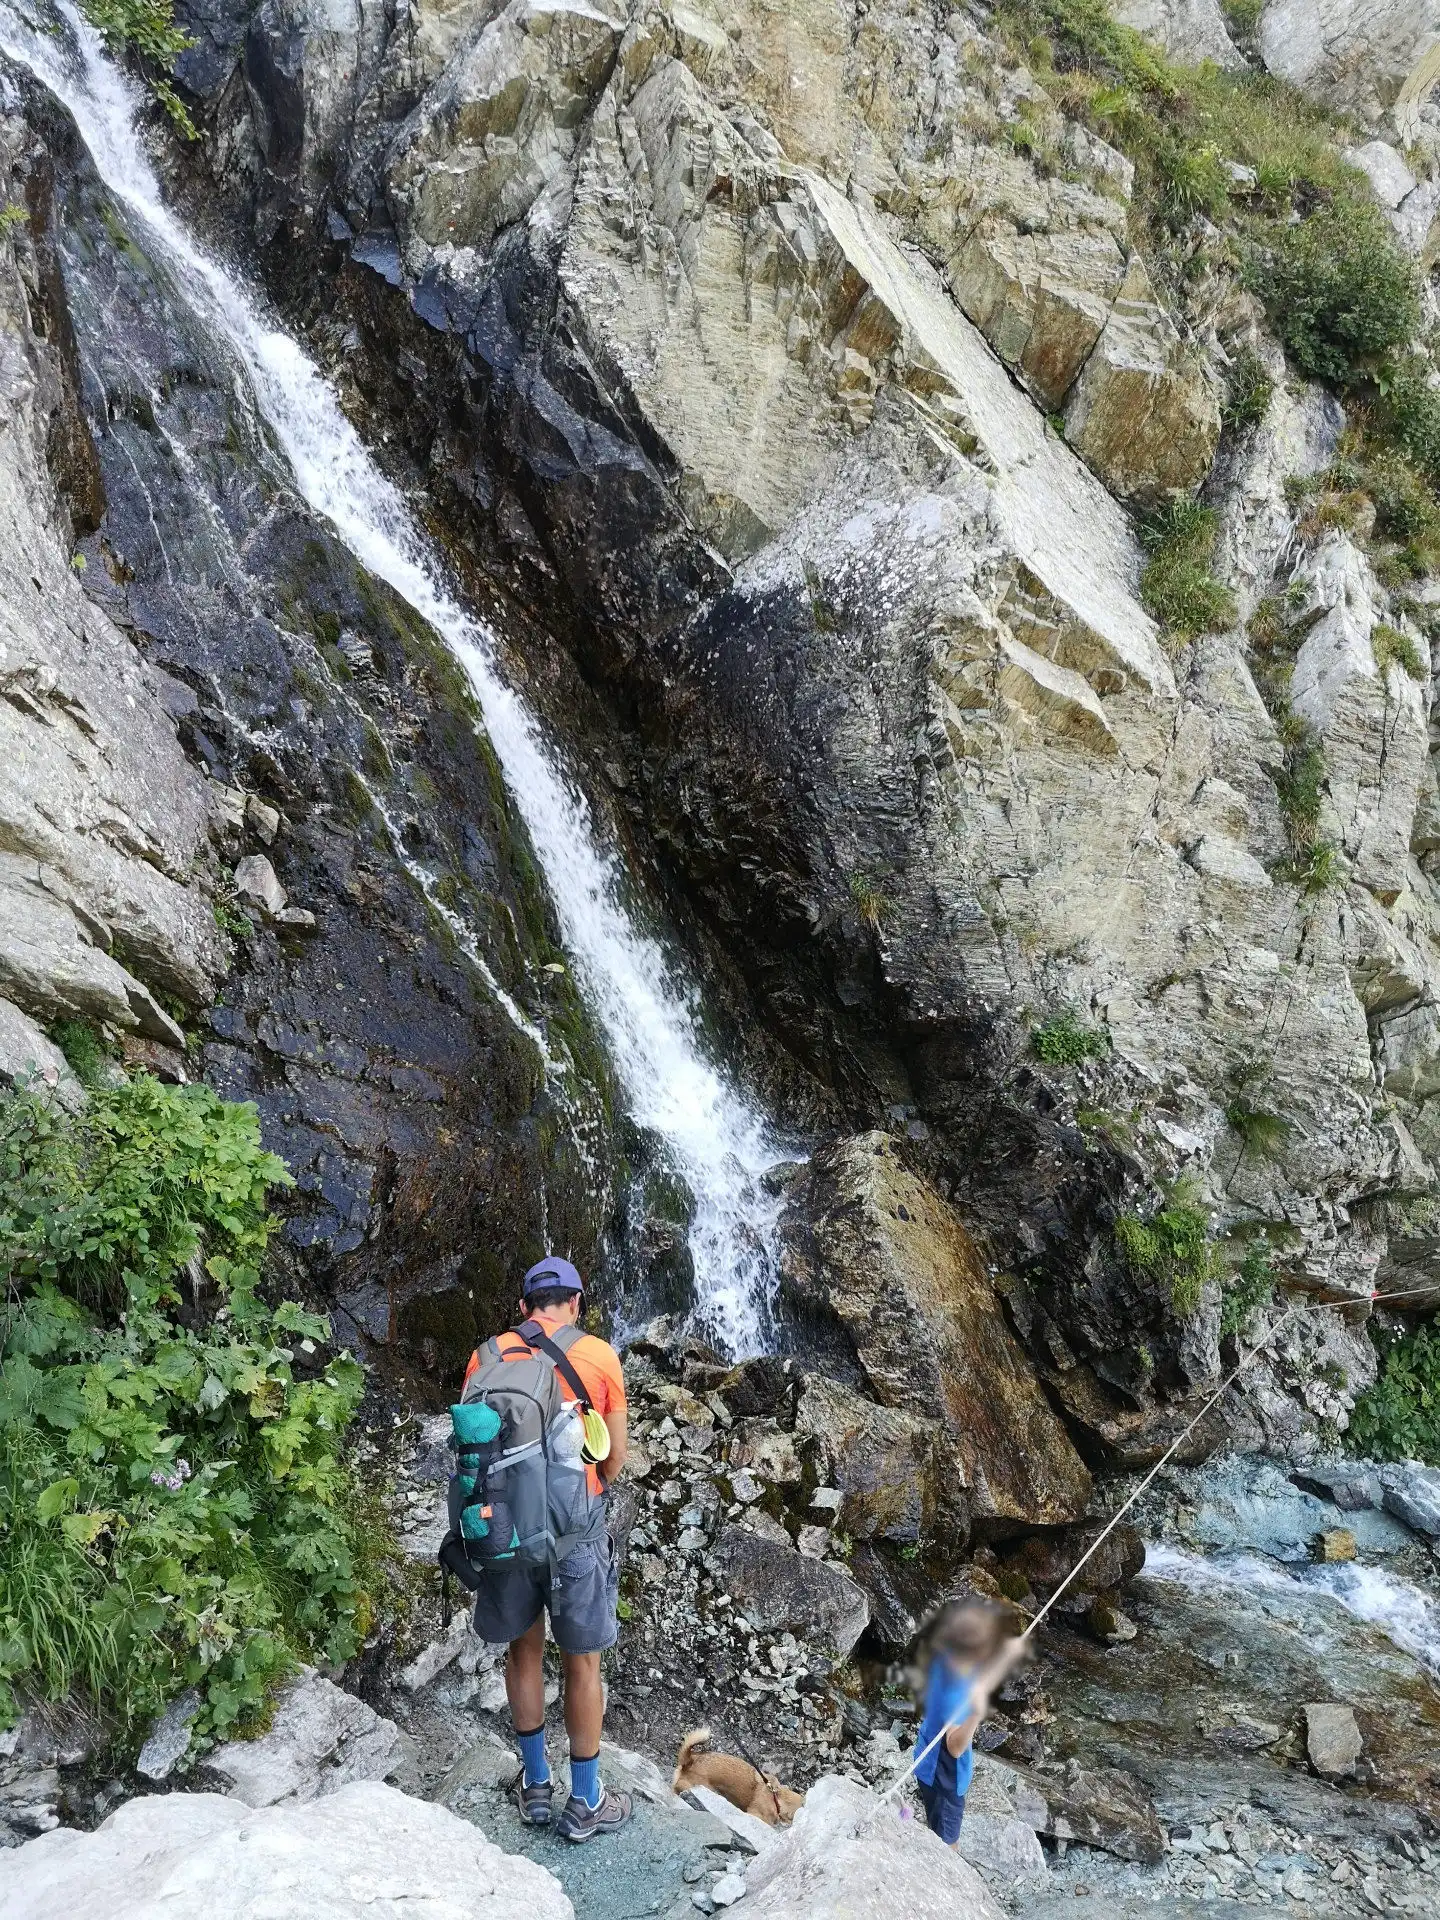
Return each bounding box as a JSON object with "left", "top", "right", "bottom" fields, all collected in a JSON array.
[{"left": 917, "top": 1779, "right": 966, "bottom": 1845}]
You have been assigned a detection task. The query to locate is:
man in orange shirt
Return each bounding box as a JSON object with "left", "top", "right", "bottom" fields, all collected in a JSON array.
[{"left": 462, "top": 1257, "right": 630, "bottom": 1841}]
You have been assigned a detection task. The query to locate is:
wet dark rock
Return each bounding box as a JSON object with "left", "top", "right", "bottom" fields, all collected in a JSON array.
[
  {"left": 1000, "top": 1757, "right": 1166, "bottom": 1864},
  {"left": 1000, "top": 1526, "right": 1145, "bottom": 1613}
]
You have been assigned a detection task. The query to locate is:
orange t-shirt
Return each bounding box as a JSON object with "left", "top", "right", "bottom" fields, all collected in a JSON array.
[{"left": 463, "top": 1322, "right": 626, "bottom": 1496}]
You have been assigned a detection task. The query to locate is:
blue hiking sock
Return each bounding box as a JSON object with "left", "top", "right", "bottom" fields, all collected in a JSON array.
[
  {"left": 570, "top": 1750, "right": 601, "bottom": 1810},
  {"left": 515, "top": 1724, "right": 550, "bottom": 1789}
]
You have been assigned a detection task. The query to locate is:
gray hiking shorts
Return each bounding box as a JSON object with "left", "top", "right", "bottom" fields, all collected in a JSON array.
[{"left": 471, "top": 1531, "right": 619, "bottom": 1654}]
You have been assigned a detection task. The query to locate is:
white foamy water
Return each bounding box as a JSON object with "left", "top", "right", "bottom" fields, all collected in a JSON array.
[
  {"left": 0, "top": 2, "right": 784, "bottom": 1353},
  {"left": 1146, "top": 1542, "right": 1440, "bottom": 1677}
]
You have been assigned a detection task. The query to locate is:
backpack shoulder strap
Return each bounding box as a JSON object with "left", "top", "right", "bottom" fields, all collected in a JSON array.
[{"left": 517, "top": 1319, "right": 594, "bottom": 1413}]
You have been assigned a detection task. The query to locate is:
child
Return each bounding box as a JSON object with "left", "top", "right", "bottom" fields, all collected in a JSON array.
[{"left": 912, "top": 1601, "right": 1029, "bottom": 1846}]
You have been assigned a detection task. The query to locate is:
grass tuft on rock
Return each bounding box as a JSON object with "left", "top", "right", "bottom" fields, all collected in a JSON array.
[
  {"left": 1220, "top": 1238, "right": 1274, "bottom": 1337},
  {"left": 0, "top": 1075, "right": 378, "bottom": 1749},
  {"left": 1138, "top": 499, "right": 1236, "bottom": 643},
  {"left": 1371, "top": 621, "right": 1428, "bottom": 682}
]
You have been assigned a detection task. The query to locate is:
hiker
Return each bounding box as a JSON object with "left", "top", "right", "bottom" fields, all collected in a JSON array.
[
  {"left": 450, "top": 1256, "right": 631, "bottom": 1842},
  {"left": 912, "top": 1600, "right": 1029, "bottom": 1847}
]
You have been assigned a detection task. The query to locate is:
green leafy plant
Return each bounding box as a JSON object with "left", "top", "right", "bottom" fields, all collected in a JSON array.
[
  {"left": 212, "top": 898, "right": 254, "bottom": 942},
  {"left": 1116, "top": 1184, "right": 1217, "bottom": 1316},
  {"left": 1139, "top": 500, "right": 1237, "bottom": 644},
  {"left": 1031, "top": 1010, "right": 1108, "bottom": 1065},
  {"left": 1221, "top": 1238, "right": 1274, "bottom": 1336},
  {"left": 77, "top": 0, "right": 197, "bottom": 139},
  {"left": 46, "top": 1020, "right": 113, "bottom": 1091},
  {"left": 1371, "top": 621, "right": 1427, "bottom": 682},
  {"left": 1348, "top": 1319, "right": 1440, "bottom": 1464},
  {"left": 0, "top": 202, "right": 26, "bottom": 237},
  {"left": 0, "top": 1076, "right": 374, "bottom": 1745}
]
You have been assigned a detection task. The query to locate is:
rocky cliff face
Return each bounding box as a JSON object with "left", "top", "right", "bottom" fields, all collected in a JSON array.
[{"left": 152, "top": 0, "right": 1440, "bottom": 1460}]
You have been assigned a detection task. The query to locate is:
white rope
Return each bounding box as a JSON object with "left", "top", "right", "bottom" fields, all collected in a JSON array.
[{"left": 859, "top": 1279, "right": 1413, "bottom": 1829}]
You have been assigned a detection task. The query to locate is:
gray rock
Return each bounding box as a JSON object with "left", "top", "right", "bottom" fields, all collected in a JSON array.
[
  {"left": 1113, "top": 0, "right": 1244, "bottom": 67},
  {"left": 206, "top": 1672, "right": 400, "bottom": 1807},
  {"left": 711, "top": 1525, "right": 870, "bottom": 1659},
  {"left": 1378, "top": 1462, "right": 1440, "bottom": 1540},
  {"left": 680, "top": 1783, "right": 779, "bottom": 1858},
  {"left": 1304, "top": 1702, "right": 1363, "bottom": 1779},
  {"left": 1290, "top": 1461, "right": 1383, "bottom": 1512},
  {"left": 135, "top": 1688, "right": 202, "bottom": 1782},
  {"left": 0, "top": 998, "right": 84, "bottom": 1111},
  {"left": 434, "top": 1732, "right": 522, "bottom": 1801},
  {"left": 1258, "top": 0, "right": 1440, "bottom": 131},
  {"left": 741, "top": 1774, "right": 1002, "bottom": 1918},
  {"left": 956, "top": 1810, "right": 1048, "bottom": 1881},
  {"left": 399, "top": 1607, "right": 476, "bottom": 1691},
  {"left": 233, "top": 854, "right": 287, "bottom": 917},
  {"left": 0, "top": 1780, "right": 573, "bottom": 1917},
  {"left": 729, "top": 1469, "right": 763, "bottom": 1504}
]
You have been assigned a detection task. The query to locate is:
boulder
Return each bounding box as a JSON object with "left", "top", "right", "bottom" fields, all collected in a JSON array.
[
  {"left": 205, "top": 1672, "right": 400, "bottom": 1807},
  {"left": 232, "top": 853, "right": 287, "bottom": 917},
  {"left": 794, "top": 1374, "right": 948, "bottom": 1545},
  {"left": 983, "top": 1755, "right": 1166, "bottom": 1864},
  {"left": 710, "top": 1523, "right": 870, "bottom": 1659},
  {"left": 1378, "top": 1461, "right": 1440, "bottom": 1539},
  {"left": 1290, "top": 1461, "right": 1383, "bottom": 1511},
  {"left": 1114, "top": 0, "right": 1245, "bottom": 66},
  {"left": 1304, "top": 1702, "right": 1364, "bottom": 1779},
  {"left": 0, "top": 1780, "right": 572, "bottom": 1918},
  {"left": 1258, "top": 0, "right": 1440, "bottom": 134},
  {"left": 1000, "top": 1524, "right": 1145, "bottom": 1612},
  {"left": 0, "top": 997, "right": 84, "bottom": 1110},
  {"left": 740, "top": 1774, "right": 1003, "bottom": 1919},
  {"left": 781, "top": 1135, "right": 1091, "bottom": 1531},
  {"left": 1062, "top": 257, "right": 1222, "bottom": 507},
  {"left": 956, "top": 1811, "right": 1047, "bottom": 1881}
]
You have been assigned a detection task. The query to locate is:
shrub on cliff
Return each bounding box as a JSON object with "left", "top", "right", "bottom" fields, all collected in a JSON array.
[
  {"left": 1249, "top": 200, "right": 1420, "bottom": 388},
  {"left": 0, "top": 1075, "right": 373, "bottom": 1747},
  {"left": 1348, "top": 1320, "right": 1440, "bottom": 1465}
]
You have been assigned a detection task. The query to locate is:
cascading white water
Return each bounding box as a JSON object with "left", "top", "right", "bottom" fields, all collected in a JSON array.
[
  {"left": 1145, "top": 1542, "right": 1440, "bottom": 1678},
  {"left": 0, "top": 1, "right": 785, "bottom": 1355}
]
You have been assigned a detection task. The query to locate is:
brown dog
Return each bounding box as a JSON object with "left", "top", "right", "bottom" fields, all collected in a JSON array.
[{"left": 673, "top": 1727, "right": 805, "bottom": 1827}]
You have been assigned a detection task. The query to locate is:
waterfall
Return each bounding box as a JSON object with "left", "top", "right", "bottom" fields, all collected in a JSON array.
[{"left": 0, "top": 2, "right": 785, "bottom": 1357}]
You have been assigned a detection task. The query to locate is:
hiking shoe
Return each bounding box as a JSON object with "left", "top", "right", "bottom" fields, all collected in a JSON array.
[
  {"left": 556, "top": 1785, "right": 633, "bottom": 1842},
  {"left": 513, "top": 1776, "right": 555, "bottom": 1827}
]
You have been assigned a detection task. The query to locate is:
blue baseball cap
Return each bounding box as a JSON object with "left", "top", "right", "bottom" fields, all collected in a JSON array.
[{"left": 522, "top": 1256, "right": 584, "bottom": 1298}]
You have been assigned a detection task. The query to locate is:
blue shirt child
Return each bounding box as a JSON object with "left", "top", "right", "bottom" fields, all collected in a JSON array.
[{"left": 914, "top": 1649, "right": 974, "bottom": 1805}]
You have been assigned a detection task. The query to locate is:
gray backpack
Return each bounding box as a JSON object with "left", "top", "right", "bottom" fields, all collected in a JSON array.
[{"left": 439, "top": 1321, "right": 606, "bottom": 1586}]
